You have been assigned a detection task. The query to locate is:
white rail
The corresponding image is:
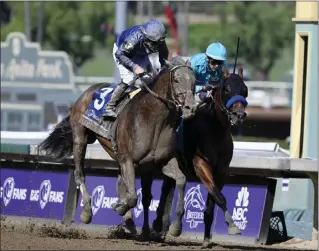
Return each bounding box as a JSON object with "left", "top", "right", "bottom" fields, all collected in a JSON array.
[{"left": 75, "top": 76, "right": 292, "bottom": 108}]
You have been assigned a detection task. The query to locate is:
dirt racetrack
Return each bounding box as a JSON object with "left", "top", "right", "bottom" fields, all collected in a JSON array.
[{"left": 1, "top": 216, "right": 317, "bottom": 251}]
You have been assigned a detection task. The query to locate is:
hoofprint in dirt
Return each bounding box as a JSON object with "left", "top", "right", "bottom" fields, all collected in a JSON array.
[{"left": 0, "top": 216, "right": 317, "bottom": 251}]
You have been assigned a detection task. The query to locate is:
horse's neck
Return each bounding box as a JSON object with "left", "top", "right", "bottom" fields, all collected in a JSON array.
[
  {"left": 150, "top": 71, "right": 171, "bottom": 100},
  {"left": 140, "top": 70, "right": 178, "bottom": 128},
  {"left": 213, "top": 91, "right": 231, "bottom": 129}
]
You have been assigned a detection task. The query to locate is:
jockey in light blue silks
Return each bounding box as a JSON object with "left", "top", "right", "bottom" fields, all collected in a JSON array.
[
  {"left": 189, "top": 42, "right": 229, "bottom": 103},
  {"left": 176, "top": 42, "right": 229, "bottom": 152}
]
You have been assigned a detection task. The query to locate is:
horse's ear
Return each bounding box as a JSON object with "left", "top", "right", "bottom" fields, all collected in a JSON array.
[
  {"left": 238, "top": 67, "right": 243, "bottom": 79},
  {"left": 222, "top": 66, "right": 229, "bottom": 79}
]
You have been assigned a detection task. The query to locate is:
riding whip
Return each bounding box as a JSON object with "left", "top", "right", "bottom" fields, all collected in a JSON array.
[{"left": 233, "top": 37, "right": 240, "bottom": 74}]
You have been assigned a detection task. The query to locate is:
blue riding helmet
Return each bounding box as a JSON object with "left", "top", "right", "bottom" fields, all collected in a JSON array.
[
  {"left": 141, "top": 19, "right": 166, "bottom": 52},
  {"left": 206, "top": 42, "right": 227, "bottom": 61}
]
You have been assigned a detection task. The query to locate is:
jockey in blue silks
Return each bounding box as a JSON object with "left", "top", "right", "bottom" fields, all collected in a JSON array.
[
  {"left": 102, "top": 19, "right": 168, "bottom": 118},
  {"left": 189, "top": 42, "right": 229, "bottom": 102}
]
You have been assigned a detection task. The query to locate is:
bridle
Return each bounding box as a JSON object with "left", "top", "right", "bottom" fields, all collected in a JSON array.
[
  {"left": 198, "top": 79, "right": 248, "bottom": 125},
  {"left": 138, "top": 64, "right": 194, "bottom": 111},
  {"left": 206, "top": 85, "right": 233, "bottom": 121}
]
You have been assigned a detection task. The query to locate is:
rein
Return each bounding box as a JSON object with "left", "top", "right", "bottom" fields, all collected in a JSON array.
[
  {"left": 207, "top": 88, "right": 232, "bottom": 119},
  {"left": 140, "top": 64, "right": 192, "bottom": 110},
  {"left": 198, "top": 86, "right": 244, "bottom": 124}
]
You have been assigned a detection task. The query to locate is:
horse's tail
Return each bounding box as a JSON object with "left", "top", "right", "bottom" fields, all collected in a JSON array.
[{"left": 38, "top": 116, "right": 73, "bottom": 161}]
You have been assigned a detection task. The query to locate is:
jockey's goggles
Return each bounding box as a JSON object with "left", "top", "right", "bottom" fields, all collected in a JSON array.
[
  {"left": 207, "top": 57, "right": 223, "bottom": 66},
  {"left": 145, "top": 36, "right": 165, "bottom": 44}
]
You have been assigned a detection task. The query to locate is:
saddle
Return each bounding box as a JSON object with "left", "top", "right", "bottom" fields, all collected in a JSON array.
[{"left": 78, "top": 83, "right": 142, "bottom": 152}]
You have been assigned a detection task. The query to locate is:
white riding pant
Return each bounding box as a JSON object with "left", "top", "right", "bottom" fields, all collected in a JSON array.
[{"left": 112, "top": 43, "right": 162, "bottom": 85}]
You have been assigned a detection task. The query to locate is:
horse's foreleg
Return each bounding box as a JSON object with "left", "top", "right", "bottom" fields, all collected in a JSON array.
[
  {"left": 140, "top": 172, "right": 153, "bottom": 239},
  {"left": 72, "top": 124, "right": 92, "bottom": 224},
  {"left": 193, "top": 154, "right": 240, "bottom": 245},
  {"left": 161, "top": 157, "right": 186, "bottom": 237},
  {"left": 152, "top": 176, "right": 175, "bottom": 235},
  {"left": 117, "top": 174, "right": 136, "bottom": 234},
  {"left": 111, "top": 159, "right": 137, "bottom": 216}
]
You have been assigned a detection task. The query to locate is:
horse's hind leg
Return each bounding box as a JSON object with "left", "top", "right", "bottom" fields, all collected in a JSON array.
[
  {"left": 152, "top": 176, "right": 175, "bottom": 236},
  {"left": 72, "top": 123, "right": 92, "bottom": 224},
  {"left": 161, "top": 157, "right": 186, "bottom": 237},
  {"left": 193, "top": 154, "right": 240, "bottom": 246},
  {"left": 202, "top": 193, "right": 216, "bottom": 247}
]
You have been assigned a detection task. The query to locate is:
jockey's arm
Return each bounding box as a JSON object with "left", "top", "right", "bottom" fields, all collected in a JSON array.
[
  {"left": 158, "top": 40, "right": 169, "bottom": 67},
  {"left": 115, "top": 35, "right": 139, "bottom": 72}
]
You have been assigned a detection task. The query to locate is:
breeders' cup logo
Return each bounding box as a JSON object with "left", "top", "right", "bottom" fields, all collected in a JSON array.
[
  {"left": 133, "top": 188, "right": 143, "bottom": 218},
  {"left": 184, "top": 184, "right": 205, "bottom": 229},
  {"left": 39, "top": 180, "right": 52, "bottom": 209},
  {"left": 87, "top": 109, "right": 96, "bottom": 117},
  {"left": 3, "top": 177, "right": 15, "bottom": 206},
  {"left": 91, "top": 185, "right": 105, "bottom": 215},
  {"left": 232, "top": 187, "right": 249, "bottom": 230}
]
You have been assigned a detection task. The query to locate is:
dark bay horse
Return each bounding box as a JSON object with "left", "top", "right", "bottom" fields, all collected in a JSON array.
[
  {"left": 38, "top": 56, "right": 197, "bottom": 237},
  {"left": 153, "top": 68, "right": 249, "bottom": 246}
]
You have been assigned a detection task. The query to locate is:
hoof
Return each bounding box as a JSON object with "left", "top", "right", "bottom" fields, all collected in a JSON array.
[
  {"left": 201, "top": 239, "right": 210, "bottom": 249},
  {"left": 152, "top": 219, "right": 162, "bottom": 233},
  {"left": 142, "top": 226, "right": 150, "bottom": 236},
  {"left": 228, "top": 225, "right": 241, "bottom": 235},
  {"left": 124, "top": 218, "right": 137, "bottom": 235},
  {"left": 111, "top": 202, "right": 128, "bottom": 216},
  {"left": 139, "top": 228, "right": 151, "bottom": 241},
  {"left": 80, "top": 209, "right": 92, "bottom": 224},
  {"left": 168, "top": 223, "right": 182, "bottom": 237}
]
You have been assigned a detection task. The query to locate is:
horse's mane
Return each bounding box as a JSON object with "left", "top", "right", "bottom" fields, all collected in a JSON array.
[{"left": 150, "top": 56, "right": 189, "bottom": 85}]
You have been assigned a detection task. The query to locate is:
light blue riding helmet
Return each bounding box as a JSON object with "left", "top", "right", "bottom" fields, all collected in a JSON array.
[{"left": 205, "top": 42, "right": 227, "bottom": 61}]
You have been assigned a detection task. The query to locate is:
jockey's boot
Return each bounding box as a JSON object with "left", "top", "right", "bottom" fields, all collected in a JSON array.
[{"left": 102, "top": 83, "right": 127, "bottom": 119}]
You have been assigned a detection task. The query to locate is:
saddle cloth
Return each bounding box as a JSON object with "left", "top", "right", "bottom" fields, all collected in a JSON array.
[{"left": 79, "top": 83, "right": 141, "bottom": 138}]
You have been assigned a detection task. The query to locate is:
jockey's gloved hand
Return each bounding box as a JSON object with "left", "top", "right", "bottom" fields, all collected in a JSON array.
[
  {"left": 134, "top": 65, "right": 145, "bottom": 75},
  {"left": 198, "top": 90, "right": 212, "bottom": 101},
  {"left": 198, "top": 92, "right": 207, "bottom": 101}
]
